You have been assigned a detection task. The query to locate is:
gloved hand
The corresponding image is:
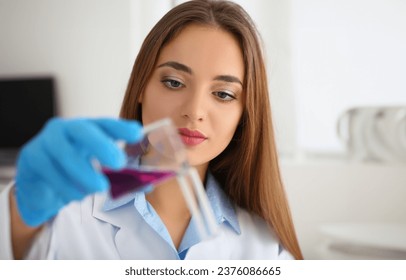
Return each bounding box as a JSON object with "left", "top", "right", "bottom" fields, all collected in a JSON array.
[{"left": 14, "top": 117, "right": 143, "bottom": 227}]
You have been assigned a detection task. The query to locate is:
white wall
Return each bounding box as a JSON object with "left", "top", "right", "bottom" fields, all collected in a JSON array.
[
  {"left": 0, "top": 0, "right": 133, "bottom": 117},
  {"left": 290, "top": 0, "right": 406, "bottom": 154}
]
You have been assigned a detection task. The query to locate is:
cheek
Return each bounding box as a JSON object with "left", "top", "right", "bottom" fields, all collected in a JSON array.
[
  {"left": 223, "top": 120, "right": 240, "bottom": 143},
  {"left": 214, "top": 108, "right": 243, "bottom": 145},
  {"left": 141, "top": 87, "right": 176, "bottom": 125},
  {"left": 142, "top": 97, "right": 167, "bottom": 121}
]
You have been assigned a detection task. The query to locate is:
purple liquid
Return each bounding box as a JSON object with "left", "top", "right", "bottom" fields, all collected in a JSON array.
[{"left": 102, "top": 168, "right": 175, "bottom": 199}]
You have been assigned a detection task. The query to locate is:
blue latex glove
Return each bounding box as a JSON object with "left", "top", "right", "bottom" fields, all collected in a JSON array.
[{"left": 14, "top": 118, "right": 143, "bottom": 227}]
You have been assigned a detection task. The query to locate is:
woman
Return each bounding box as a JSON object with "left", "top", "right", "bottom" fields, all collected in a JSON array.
[{"left": 0, "top": 0, "right": 303, "bottom": 260}]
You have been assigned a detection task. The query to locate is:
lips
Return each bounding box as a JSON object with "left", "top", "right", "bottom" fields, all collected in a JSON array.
[{"left": 178, "top": 128, "right": 207, "bottom": 146}]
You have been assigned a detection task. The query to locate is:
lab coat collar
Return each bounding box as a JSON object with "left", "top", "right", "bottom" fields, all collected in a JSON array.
[
  {"left": 205, "top": 172, "right": 241, "bottom": 235},
  {"left": 102, "top": 190, "right": 138, "bottom": 211}
]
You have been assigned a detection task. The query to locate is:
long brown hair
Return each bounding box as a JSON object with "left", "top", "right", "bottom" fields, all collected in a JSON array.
[{"left": 120, "top": 0, "right": 303, "bottom": 260}]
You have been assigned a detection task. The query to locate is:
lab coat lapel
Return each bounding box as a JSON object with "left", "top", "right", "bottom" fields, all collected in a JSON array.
[
  {"left": 92, "top": 193, "right": 178, "bottom": 259},
  {"left": 92, "top": 193, "right": 140, "bottom": 258},
  {"left": 92, "top": 193, "right": 129, "bottom": 228}
]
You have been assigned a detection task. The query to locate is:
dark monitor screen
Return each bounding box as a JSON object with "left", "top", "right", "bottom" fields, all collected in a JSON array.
[{"left": 0, "top": 77, "right": 56, "bottom": 150}]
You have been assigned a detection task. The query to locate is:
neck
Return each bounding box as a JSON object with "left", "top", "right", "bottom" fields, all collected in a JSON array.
[
  {"left": 145, "top": 162, "right": 209, "bottom": 248},
  {"left": 193, "top": 162, "right": 209, "bottom": 182}
]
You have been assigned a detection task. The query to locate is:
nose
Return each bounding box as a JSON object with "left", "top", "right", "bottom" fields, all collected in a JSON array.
[{"left": 181, "top": 89, "right": 207, "bottom": 122}]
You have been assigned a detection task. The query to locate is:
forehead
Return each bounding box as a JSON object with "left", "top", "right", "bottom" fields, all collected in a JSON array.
[{"left": 157, "top": 24, "right": 245, "bottom": 80}]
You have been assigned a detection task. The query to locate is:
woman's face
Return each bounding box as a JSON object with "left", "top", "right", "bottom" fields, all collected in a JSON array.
[{"left": 141, "top": 24, "right": 244, "bottom": 171}]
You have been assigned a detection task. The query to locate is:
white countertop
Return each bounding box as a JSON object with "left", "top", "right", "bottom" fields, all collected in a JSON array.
[{"left": 320, "top": 223, "right": 406, "bottom": 251}]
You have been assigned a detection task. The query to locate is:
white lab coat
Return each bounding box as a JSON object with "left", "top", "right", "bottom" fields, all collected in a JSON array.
[{"left": 0, "top": 182, "right": 294, "bottom": 260}]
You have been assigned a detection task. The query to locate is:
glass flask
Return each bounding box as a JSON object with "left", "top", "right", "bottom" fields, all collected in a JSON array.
[{"left": 102, "top": 118, "right": 218, "bottom": 239}]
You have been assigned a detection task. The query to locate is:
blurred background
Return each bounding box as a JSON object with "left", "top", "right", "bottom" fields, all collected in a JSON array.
[{"left": 1, "top": 0, "right": 405, "bottom": 259}]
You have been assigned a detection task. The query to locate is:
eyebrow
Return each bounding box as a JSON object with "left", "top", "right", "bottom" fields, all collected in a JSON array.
[
  {"left": 158, "top": 60, "right": 243, "bottom": 86},
  {"left": 214, "top": 75, "right": 243, "bottom": 86},
  {"left": 158, "top": 61, "right": 193, "bottom": 74}
]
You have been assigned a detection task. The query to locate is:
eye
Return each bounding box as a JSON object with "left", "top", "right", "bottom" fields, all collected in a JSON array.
[
  {"left": 161, "top": 78, "right": 184, "bottom": 89},
  {"left": 212, "top": 91, "right": 236, "bottom": 102}
]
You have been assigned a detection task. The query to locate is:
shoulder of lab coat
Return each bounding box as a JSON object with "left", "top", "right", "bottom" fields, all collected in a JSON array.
[
  {"left": 186, "top": 206, "right": 294, "bottom": 259},
  {"left": 236, "top": 207, "right": 294, "bottom": 260},
  {"left": 5, "top": 190, "right": 294, "bottom": 259},
  {"left": 0, "top": 181, "right": 57, "bottom": 260}
]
